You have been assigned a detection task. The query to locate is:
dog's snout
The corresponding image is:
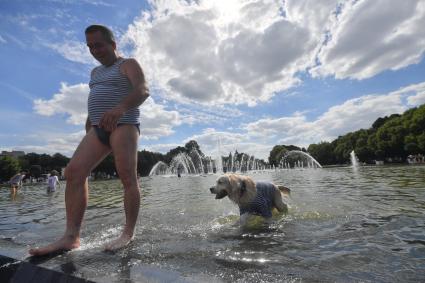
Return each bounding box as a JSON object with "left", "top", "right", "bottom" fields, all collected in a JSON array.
[{"left": 209, "top": 187, "right": 215, "bottom": 193}]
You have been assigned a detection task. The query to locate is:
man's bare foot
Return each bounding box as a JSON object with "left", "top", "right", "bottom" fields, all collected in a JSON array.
[
  {"left": 28, "top": 235, "right": 80, "bottom": 256},
  {"left": 103, "top": 233, "right": 133, "bottom": 252}
]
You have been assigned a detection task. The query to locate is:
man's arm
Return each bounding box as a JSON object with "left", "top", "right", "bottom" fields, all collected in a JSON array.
[
  {"left": 85, "top": 117, "right": 92, "bottom": 133},
  {"left": 9, "top": 173, "right": 19, "bottom": 182},
  {"left": 99, "top": 58, "right": 149, "bottom": 131}
]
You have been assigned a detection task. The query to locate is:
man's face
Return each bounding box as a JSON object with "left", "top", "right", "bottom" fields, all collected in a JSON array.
[{"left": 86, "top": 31, "right": 116, "bottom": 65}]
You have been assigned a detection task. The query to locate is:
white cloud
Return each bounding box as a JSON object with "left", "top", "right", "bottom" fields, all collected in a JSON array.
[
  {"left": 123, "top": 0, "right": 331, "bottom": 106},
  {"left": 184, "top": 128, "right": 273, "bottom": 160},
  {"left": 33, "top": 82, "right": 89, "bottom": 125},
  {"left": 1, "top": 130, "right": 86, "bottom": 157},
  {"left": 0, "top": 35, "right": 7, "bottom": 44},
  {"left": 37, "top": 0, "right": 424, "bottom": 106},
  {"left": 313, "top": 93, "right": 405, "bottom": 139},
  {"left": 244, "top": 113, "right": 309, "bottom": 138},
  {"left": 312, "top": 0, "right": 425, "bottom": 79},
  {"left": 143, "top": 143, "right": 183, "bottom": 154},
  {"left": 44, "top": 40, "right": 96, "bottom": 65},
  {"left": 142, "top": 81, "right": 425, "bottom": 160},
  {"left": 139, "top": 98, "right": 182, "bottom": 139},
  {"left": 241, "top": 81, "right": 425, "bottom": 154},
  {"left": 403, "top": 82, "right": 425, "bottom": 106}
]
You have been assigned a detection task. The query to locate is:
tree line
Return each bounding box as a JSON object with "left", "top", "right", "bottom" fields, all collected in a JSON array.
[
  {"left": 0, "top": 140, "right": 209, "bottom": 181},
  {"left": 2, "top": 104, "right": 424, "bottom": 180},
  {"left": 268, "top": 104, "right": 425, "bottom": 166}
]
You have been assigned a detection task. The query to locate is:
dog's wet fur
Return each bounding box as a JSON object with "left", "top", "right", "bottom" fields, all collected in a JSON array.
[{"left": 210, "top": 174, "right": 290, "bottom": 225}]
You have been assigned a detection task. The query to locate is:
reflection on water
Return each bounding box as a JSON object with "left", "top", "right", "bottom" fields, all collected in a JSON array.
[{"left": 1, "top": 165, "right": 425, "bottom": 282}]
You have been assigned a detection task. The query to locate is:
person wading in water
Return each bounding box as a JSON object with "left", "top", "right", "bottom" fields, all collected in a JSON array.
[{"left": 29, "top": 24, "right": 149, "bottom": 255}]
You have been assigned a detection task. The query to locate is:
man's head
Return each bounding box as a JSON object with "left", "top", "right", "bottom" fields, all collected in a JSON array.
[{"left": 85, "top": 24, "right": 117, "bottom": 66}]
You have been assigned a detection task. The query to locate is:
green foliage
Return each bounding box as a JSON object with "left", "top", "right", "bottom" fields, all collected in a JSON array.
[
  {"left": 417, "top": 132, "right": 425, "bottom": 152},
  {"left": 19, "top": 152, "right": 70, "bottom": 174},
  {"left": 306, "top": 104, "right": 425, "bottom": 164},
  {"left": 93, "top": 154, "right": 116, "bottom": 176},
  {"left": 404, "top": 143, "right": 421, "bottom": 155},
  {"left": 51, "top": 153, "right": 69, "bottom": 170},
  {"left": 268, "top": 144, "right": 300, "bottom": 166},
  {"left": 30, "top": 165, "right": 42, "bottom": 178},
  {"left": 164, "top": 146, "right": 186, "bottom": 164},
  {"left": 185, "top": 140, "right": 204, "bottom": 157},
  {"left": 138, "top": 150, "right": 164, "bottom": 176},
  {"left": 308, "top": 142, "right": 335, "bottom": 165},
  {"left": 0, "top": 156, "right": 21, "bottom": 180}
]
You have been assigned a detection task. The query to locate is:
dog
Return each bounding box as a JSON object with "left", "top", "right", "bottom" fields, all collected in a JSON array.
[{"left": 209, "top": 174, "right": 291, "bottom": 225}]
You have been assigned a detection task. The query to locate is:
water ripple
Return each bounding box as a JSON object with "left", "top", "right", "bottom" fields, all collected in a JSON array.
[{"left": 1, "top": 166, "right": 425, "bottom": 282}]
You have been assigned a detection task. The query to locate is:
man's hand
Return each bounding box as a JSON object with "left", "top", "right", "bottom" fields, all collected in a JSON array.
[{"left": 98, "top": 106, "right": 125, "bottom": 132}]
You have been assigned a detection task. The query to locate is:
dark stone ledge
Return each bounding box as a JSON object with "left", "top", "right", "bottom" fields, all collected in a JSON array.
[{"left": 0, "top": 254, "right": 95, "bottom": 283}]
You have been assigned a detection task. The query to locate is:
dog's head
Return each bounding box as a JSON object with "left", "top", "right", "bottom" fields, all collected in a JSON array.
[{"left": 209, "top": 174, "right": 256, "bottom": 205}]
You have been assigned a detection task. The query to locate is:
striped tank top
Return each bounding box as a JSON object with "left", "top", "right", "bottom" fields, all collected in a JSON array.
[
  {"left": 239, "top": 182, "right": 276, "bottom": 218},
  {"left": 88, "top": 57, "right": 140, "bottom": 125}
]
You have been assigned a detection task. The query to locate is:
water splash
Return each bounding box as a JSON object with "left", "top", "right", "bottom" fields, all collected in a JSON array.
[
  {"left": 280, "top": 150, "right": 322, "bottom": 169},
  {"left": 350, "top": 150, "right": 359, "bottom": 168},
  {"left": 149, "top": 149, "right": 271, "bottom": 176}
]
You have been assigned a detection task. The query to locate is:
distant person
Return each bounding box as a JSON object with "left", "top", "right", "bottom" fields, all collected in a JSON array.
[
  {"left": 47, "top": 170, "right": 60, "bottom": 193},
  {"left": 9, "top": 171, "right": 26, "bottom": 194},
  {"left": 29, "top": 24, "right": 149, "bottom": 256}
]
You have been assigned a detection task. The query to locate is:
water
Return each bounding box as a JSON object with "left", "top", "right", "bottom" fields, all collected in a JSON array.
[
  {"left": 351, "top": 150, "right": 359, "bottom": 168},
  {"left": 1, "top": 165, "right": 425, "bottom": 282}
]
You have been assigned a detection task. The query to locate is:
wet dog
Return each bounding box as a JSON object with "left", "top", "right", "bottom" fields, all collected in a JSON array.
[{"left": 209, "top": 174, "right": 290, "bottom": 225}]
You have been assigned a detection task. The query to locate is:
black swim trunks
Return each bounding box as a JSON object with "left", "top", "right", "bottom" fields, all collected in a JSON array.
[{"left": 93, "top": 124, "right": 140, "bottom": 147}]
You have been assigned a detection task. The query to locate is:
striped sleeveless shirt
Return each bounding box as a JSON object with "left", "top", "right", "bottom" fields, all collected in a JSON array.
[
  {"left": 88, "top": 57, "right": 140, "bottom": 125},
  {"left": 239, "top": 182, "right": 276, "bottom": 218}
]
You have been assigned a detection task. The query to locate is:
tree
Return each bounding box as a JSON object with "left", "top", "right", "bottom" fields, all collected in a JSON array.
[
  {"left": 268, "top": 145, "right": 287, "bottom": 166},
  {"left": 376, "top": 120, "right": 405, "bottom": 158},
  {"left": 18, "top": 156, "right": 30, "bottom": 171},
  {"left": 0, "top": 156, "right": 21, "bottom": 181},
  {"left": 375, "top": 150, "right": 385, "bottom": 161},
  {"left": 268, "top": 145, "right": 301, "bottom": 166},
  {"left": 38, "top": 154, "right": 52, "bottom": 171},
  {"left": 185, "top": 140, "right": 203, "bottom": 156},
  {"left": 308, "top": 142, "right": 335, "bottom": 165},
  {"left": 30, "top": 165, "right": 42, "bottom": 178},
  {"left": 417, "top": 132, "right": 425, "bottom": 152},
  {"left": 24, "top": 153, "right": 40, "bottom": 168},
  {"left": 302, "top": 104, "right": 425, "bottom": 165},
  {"left": 51, "top": 153, "right": 69, "bottom": 170},
  {"left": 164, "top": 146, "right": 186, "bottom": 164},
  {"left": 404, "top": 143, "right": 420, "bottom": 155},
  {"left": 93, "top": 154, "right": 116, "bottom": 176},
  {"left": 138, "top": 150, "right": 164, "bottom": 176}
]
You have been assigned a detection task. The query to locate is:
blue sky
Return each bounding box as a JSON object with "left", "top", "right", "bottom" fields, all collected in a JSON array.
[{"left": 1, "top": 0, "right": 424, "bottom": 160}]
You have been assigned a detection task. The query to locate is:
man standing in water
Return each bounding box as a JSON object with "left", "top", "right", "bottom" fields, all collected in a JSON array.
[{"left": 29, "top": 25, "right": 149, "bottom": 255}]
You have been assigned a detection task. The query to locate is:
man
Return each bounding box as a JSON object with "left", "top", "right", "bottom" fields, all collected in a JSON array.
[{"left": 29, "top": 25, "right": 149, "bottom": 256}]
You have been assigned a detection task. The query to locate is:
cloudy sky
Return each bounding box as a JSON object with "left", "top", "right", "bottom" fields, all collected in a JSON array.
[{"left": 1, "top": 0, "right": 425, "bottom": 160}]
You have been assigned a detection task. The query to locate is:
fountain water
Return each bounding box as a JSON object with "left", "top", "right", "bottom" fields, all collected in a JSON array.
[
  {"left": 149, "top": 149, "right": 269, "bottom": 176},
  {"left": 350, "top": 150, "right": 359, "bottom": 168},
  {"left": 148, "top": 161, "right": 169, "bottom": 175},
  {"left": 279, "top": 150, "right": 322, "bottom": 169}
]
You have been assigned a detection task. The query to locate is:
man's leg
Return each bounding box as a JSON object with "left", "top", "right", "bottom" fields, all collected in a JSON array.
[
  {"left": 29, "top": 129, "right": 111, "bottom": 256},
  {"left": 103, "top": 124, "right": 140, "bottom": 251}
]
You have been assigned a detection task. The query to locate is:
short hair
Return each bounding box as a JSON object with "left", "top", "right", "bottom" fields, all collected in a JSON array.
[{"left": 85, "top": 24, "right": 115, "bottom": 43}]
